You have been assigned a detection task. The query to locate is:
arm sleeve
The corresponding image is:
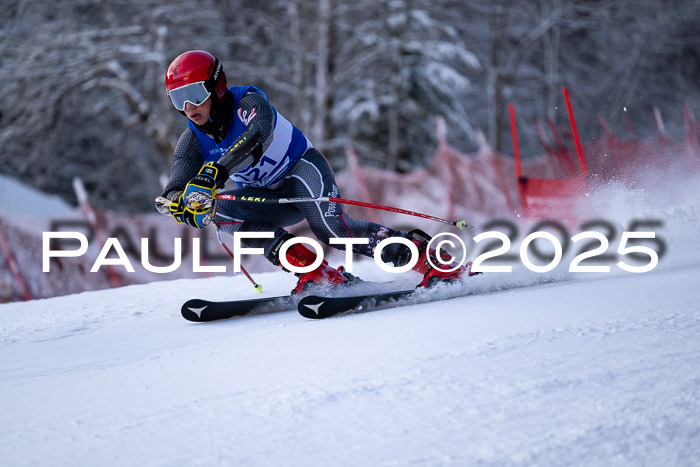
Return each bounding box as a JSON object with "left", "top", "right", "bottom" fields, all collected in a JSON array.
[
  {"left": 216, "top": 91, "right": 275, "bottom": 173},
  {"left": 162, "top": 128, "right": 204, "bottom": 199}
]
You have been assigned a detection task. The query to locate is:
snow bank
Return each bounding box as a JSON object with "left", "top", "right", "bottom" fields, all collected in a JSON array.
[{"left": 0, "top": 173, "right": 74, "bottom": 218}]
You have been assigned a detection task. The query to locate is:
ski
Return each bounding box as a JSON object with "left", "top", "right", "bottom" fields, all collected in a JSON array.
[
  {"left": 181, "top": 295, "right": 296, "bottom": 322},
  {"left": 181, "top": 278, "right": 403, "bottom": 322},
  {"left": 297, "top": 264, "right": 483, "bottom": 319},
  {"left": 296, "top": 272, "right": 574, "bottom": 320},
  {"left": 297, "top": 289, "right": 416, "bottom": 319},
  {"left": 183, "top": 274, "right": 482, "bottom": 322}
]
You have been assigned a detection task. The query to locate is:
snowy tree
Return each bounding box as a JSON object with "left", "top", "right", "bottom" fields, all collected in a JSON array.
[
  {"left": 0, "top": 0, "right": 232, "bottom": 210},
  {"left": 0, "top": 0, "right": 698, "bottom": 210},
  {"left": 450, "top": 0, "right": 700, "bottom": 155},
  {"left": 329, "top": 0, "right": 481, "bottom": 170}
]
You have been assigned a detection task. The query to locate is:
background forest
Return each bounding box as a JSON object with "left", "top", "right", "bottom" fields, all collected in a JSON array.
[{"left": 1, "top": 0, "right": 698, "bottom": 212}]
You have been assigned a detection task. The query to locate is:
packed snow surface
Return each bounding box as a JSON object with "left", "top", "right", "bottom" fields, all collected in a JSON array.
[
  {"left": 1, "top": 258, "right": 699, "bottom": 466},
  {"left": 2, "top": 170, "right": 700, "bottom": 465}
]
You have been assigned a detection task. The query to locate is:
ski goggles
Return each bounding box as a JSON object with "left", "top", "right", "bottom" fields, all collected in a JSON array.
[{"left": 167, "top": 81, "right": 211, "bottom": 111}]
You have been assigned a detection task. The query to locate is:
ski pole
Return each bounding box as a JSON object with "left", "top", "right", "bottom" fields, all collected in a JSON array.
[
  {"left": 215, "top": 194, "right": 473, "bottom": 230},
  {"left": 155, "top": 196, "right": 263, "bottom": 293},
  {"left": 212, "top": 222, "right": 263, "bottom": 293}
]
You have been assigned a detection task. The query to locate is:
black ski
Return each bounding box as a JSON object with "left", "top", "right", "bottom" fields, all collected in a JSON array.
[
  {"left": 297, "top": 289, "right": 416, "bottom": 319},
  {"left": 181, "top": 295, "right": 295, "bottom": 322},
  {"left": 180, "top": 278, "right": 388, "bottom": 322}
]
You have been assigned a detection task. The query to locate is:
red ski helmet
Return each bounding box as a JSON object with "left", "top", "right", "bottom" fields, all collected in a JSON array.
[{"left": 165, "top": 50, "right": 228, "bottom": 110}]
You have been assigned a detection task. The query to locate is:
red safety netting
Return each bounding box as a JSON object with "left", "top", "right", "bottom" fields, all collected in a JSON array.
[{"left": 1, "top": 102, "right": 698, "bottom": 301}]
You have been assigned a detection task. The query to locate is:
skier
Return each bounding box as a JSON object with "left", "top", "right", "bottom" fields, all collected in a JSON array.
[{"left": 156, "top": 50, "right": 470, "bottom": 294}]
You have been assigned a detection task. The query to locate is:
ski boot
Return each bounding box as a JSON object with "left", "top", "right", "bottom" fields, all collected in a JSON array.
[
  {"left": 401, "top": 229, "right": 477, "bottom": 288},
  {"left": 275, "top": 237, "right": 355, "bottom": 295}
]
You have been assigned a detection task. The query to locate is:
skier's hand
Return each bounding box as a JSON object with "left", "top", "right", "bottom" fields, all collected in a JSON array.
[
  {"left": 167, "top": 191, "right": 213, "bottom": 229},
  {"left": 163, "top": 162, "right": 228, "bottom": 229},
  {"left": 183, "top": 162, "right": 229, "bottom": 211}
]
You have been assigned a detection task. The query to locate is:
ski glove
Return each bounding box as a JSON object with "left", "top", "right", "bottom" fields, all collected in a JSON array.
[
  {"left": 170, "top": 162, "right": 229, "bottom": 229},
  {"left": 184, "top": 162, "right": 228, "bottom": 208},
  {"left": 168, "top": 191, "right": 212, "bottom": 229}
]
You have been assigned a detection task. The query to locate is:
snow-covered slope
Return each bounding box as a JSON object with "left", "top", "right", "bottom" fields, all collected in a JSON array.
[
  {"left": 2, "top": 259, "right": 699, "bottom": 466},
  {"left": 2, "top": 165, "right": 700, "bottom": 465},
  {"left": 0, "top": 173, "right": 73, "bottom": 218}
]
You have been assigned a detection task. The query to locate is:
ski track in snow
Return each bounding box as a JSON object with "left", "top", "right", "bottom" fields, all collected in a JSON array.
[{"left": 1, "top": 262, "right": 700, "bottom": 466}]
